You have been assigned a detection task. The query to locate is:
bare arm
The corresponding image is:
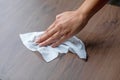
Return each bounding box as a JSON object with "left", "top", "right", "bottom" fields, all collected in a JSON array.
[
  {"left": 35, "top": 0, "right": 109, "bottom": 47},
  {"left": 77, "top": 0, "right": 109, "bottom": 18}
]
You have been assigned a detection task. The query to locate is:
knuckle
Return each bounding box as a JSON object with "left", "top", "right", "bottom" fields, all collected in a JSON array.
[
  {"left": 45, "top": 39, "right": 52, "bottom": 45},
  {"left": 52, "top": 43, "right": 57, "bottom": 47},
  {"left": 57, "top": 23, "right": 63, "bottom": 28},
  {"left": 58, "top": 39, "right": 63, "bottom": 44},
  {"left": 65, "top": 34, "right": 71, "bottom": 38},
  {"left": 56, "top": 15, "right": 60, "bottom": 19},
  {"left": 55, "top": 42, "right": 59, "bottom": 47},
  {"left": 45, "top": 33, "right": 50, "bottom": 37},
  {"left": 50, "top": 37, "right": 56, "bottom": 41},
  {"left": 45, "top": 30, "right": 49, "bottom": 34}
]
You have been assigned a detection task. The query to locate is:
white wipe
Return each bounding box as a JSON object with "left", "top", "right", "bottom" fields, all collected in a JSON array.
[{"left": 19, "top": 31, "right": 87, "bottom": 62}]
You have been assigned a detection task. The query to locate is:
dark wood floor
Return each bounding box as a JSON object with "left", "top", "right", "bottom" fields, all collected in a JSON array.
[{"left": 0, "top": 0, "right": 120, "bottom": 80}]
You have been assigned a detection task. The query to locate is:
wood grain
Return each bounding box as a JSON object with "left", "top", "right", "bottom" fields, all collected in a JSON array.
[{"left": 0, "top": 0, "right": 120, "bottom": 80}]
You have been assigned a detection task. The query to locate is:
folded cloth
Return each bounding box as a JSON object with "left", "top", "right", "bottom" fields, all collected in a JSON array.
[{"left": 19, "top": 31, "right": 87, "bottom": 62}]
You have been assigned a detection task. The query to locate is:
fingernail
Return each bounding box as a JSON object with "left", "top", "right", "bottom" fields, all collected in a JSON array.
[
  {"left": 39, "top": 43, "right": 42, "bottom": 47},
  {"left": 35, "top": 39, "right": 39, "bottom": 43},
  {"left": 39, "top": 43, "right": 45, "bottom": 47},
  {"left": 35, "top": 38, "right": 38, "bottom": 42}
]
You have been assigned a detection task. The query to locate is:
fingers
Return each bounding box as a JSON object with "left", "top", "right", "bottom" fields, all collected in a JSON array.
[
  {"left": 51, "top": 33, "right": 71, "bottom": 47},
  {"left": 39, "top": 31, "right": 63, "bottom": 46},
  {"left": 35, "top": 23, "right": 72, "bottom": 47},
  {"left": 39, "top": 30, "right": 72, "bottom": 47},
  {"left": 56, "top": 14, "right": 61, "bottom": 19},
  {"left": 46, "top": 14, "right": 61, "bottom": 32},
  {"left": 35, "top": 21, "right": 57, "bottom": 43},
  {"left": 35, "top": 14, "right": 62, "bottom": 44},
  {"left": 35, "top": 26, "right": 57, "bottom": 43},
  {"left": 45, "top": 21, "right": 57, "bottom": 32},
  {"left": 35, "top": 12, "right": 75, "bottom": 47}
]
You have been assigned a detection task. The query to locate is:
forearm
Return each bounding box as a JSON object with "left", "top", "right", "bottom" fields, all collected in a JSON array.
[{"left": 76, "top": 0, "right": 109, "bottom": 18}]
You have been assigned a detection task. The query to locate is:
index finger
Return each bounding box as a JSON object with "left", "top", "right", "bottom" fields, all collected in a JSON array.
[{"left": 35, "top": 26, "right": 57, "bottom": 43}]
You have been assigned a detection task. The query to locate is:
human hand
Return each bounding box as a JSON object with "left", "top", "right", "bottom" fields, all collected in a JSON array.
[{"left": 35, "top": 10, "right": 89, "bottom": 47}]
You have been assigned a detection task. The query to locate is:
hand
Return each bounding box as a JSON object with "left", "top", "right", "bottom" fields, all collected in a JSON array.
[{"left": 35, "top": 10, "right": 88, "bottom": 47}]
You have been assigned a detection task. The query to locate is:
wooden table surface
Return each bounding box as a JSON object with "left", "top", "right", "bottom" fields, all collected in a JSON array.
[{"left": 0, "top": 0, "right": 120, "bottom": 80}]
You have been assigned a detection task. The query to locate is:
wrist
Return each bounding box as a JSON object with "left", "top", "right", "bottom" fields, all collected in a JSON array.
[
  {"left": 75, "top": 0, "right": 108, "bottom": 20},
  {"left": 74, "top": 9, "right": 91, "bottom": 22}
]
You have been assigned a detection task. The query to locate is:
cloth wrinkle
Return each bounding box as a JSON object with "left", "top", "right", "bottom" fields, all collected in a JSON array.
[{"left": 19, "top": 31, "right": 87, "bottom": 62}]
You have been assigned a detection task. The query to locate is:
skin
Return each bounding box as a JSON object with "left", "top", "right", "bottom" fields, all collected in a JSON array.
[{"left": 35, "top": 0, "right": 109, "bottom": 48}]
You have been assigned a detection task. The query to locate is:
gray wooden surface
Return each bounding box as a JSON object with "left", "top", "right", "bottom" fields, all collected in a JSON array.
[{"left": 0, "top": 0, "right": 120, "bottom": 80}]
